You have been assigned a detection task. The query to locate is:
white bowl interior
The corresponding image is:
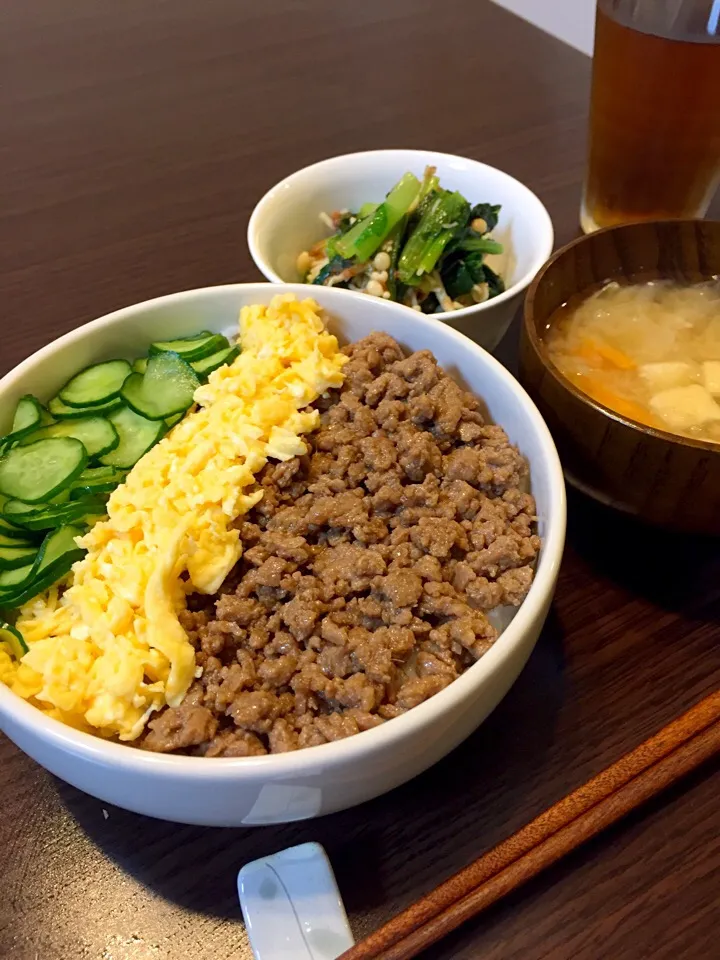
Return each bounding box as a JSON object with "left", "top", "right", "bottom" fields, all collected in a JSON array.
[
  {"left": 0, "top": 283, "right": 565, "bottom": 825},
  {"left": 248, "top": 150, "right": 553, "bottom": 305}
]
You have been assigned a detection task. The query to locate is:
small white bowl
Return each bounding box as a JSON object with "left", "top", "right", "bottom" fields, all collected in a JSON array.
[
  {"left": 248, "top": 149, "right": 554, "bottom": 352},
  {"left": 0, "top": 283, "right": 565, "bottom": 826}
]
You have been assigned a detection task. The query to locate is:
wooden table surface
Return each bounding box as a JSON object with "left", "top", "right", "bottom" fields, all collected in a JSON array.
[{"left": 2, "top": 2, "right": 720, "bottom": 959}]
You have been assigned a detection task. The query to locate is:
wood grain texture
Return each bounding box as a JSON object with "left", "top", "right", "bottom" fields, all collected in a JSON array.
[
  {"left": 1, "top": 2, "right": 720, "bottom": 960},
  {"left": 342, "top": 692, "right": 720, "bottom": 959},
  {"left": 520, "top": 220, "right": 720, "bottom": 534}
]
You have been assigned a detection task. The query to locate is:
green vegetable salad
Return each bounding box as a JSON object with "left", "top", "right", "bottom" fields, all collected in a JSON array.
[{"left": 297, "top": 166, "right": 506, "bottom": 314}]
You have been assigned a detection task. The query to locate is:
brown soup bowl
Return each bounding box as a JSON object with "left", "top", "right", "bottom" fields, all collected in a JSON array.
[{"left": 519, "top": 219, "right": 720, "bottom": 535}]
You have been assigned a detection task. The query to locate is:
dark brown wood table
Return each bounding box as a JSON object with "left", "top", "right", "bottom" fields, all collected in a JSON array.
[{"left": 2, "top": 2, "right": 719, "bottom": 958}]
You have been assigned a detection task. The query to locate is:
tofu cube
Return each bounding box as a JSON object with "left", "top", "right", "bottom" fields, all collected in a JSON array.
[
  {"left": 702, "top": 361, "right": 720, "bottom": 396},
  {"left": 649, "top": 384, "right": 720, "bottom": 432},
  {"left": 638, "top": 362, "right": 693, "bottom": 392}
]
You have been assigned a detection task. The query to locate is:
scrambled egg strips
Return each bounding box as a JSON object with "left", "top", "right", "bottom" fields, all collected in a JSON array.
[{"left": 0, "top": 295, "right": 347, "bottom": 740}]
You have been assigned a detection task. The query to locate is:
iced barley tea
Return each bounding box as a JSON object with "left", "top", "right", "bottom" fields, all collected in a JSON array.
[{"left": 581, "top": 0, "right": 720, "bottom": 233}]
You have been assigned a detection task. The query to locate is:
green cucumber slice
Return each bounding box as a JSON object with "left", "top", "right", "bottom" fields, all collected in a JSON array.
[
  {"left": 99, "top": 407, "right": 165, "bottom": 469},
  {"left": 0, "top": 543, "right": 38, "bottom": 570},
  {"left": 2, "top": 490, "right": 72, "bottom": 522},
  {"left": 0, "top": 622, "right": 28, "bottom": 659},
  {"left": 0, "top": 531, "right": 35, "bottom": 548},
  {"left": 0, "top": 525, "right": 85, "bottom": 608},
  {"left": 48, "top": 394, "right": 124, "bottom": 420},
  {"left": 58, "top": 359, "right": 132, "bottom": 408},
  {"left": 0, "top": 562, "right": 34, "bottom": 593},
  {"left": 2, "top": 497, "right": 107, "bottom": 531},
  {"left": 76, "top": 465, "right": 116, "bottom": 480},
  {"left": 7, "top": 395, "right": 44, "bottom": 439},
  {"left": 191, "top": 344, "right": 239, "bottom": 379},
  {"left": 132, "top": 358, "right": 148, "bottom": 374},
  {"left": 37, "top": 525, "right": 85, "bottom": 574},
  {"left": 20, "top": 416, "right": 119, "bottom": 459},
  {"left": 149, "top": 332, "right": 228, "bottom": 363},
  {"left": 69, "top": 466, "right": 126, "bottom": 500},
  {"left": 2, "top": 501, "right": 37, "bottom": 518},
  {"left": 0, "top": 515, "right": 34, "bottom": 539},
  {"left": 0, "top": 496, "right": 33, "bottom": 539},
  {"left": 0, "top": 437, "right": 87, "bottom": 504},
  {"left": 0, "top": 396, "right": 54, "bottom": 454},
  {"left": 121, "top": 352, "right": 199, "bottom": 421},
  {"left": 4, "top": 493, "right": 98, "bottom": 515}
]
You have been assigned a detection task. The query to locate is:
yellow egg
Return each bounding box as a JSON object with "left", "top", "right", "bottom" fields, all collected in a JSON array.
[
  {"left": 6, "top": 295, "right": 346, "bottom": 740},
  {"left": 0, "top": 645, "right": 16, "bottom": 687}
]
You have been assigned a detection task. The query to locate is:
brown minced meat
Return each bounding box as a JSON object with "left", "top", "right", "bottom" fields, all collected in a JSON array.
[{"left": 140, "top": 333, "right": 541, "bottom": 757}]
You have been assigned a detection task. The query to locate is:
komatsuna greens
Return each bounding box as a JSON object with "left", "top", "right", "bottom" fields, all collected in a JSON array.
[{"left": 297, "top": 166, "right": 506, "bottom": 314}]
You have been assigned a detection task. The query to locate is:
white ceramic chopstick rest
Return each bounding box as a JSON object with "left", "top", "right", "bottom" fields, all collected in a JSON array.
[{"left": 237, "top": 841, "right": 355, "bottom": 960}]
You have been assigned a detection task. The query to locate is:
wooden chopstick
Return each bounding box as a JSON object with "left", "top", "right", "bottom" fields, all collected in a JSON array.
[{"left": 339, "top": 690, "right": 720, "bottom": 960}]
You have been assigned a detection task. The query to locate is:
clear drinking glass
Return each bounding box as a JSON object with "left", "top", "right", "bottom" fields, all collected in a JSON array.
[{"left": 581, "top": 0, "right": 720, "bottom": 233}]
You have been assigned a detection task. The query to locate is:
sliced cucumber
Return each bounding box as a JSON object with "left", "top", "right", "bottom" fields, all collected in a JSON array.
[
  {"left": 2, "top": 491, "right": 70, "bottom": 521},
  {"left": 99, "top": 406, "right": 165, "bottom": 469},
  {"left": 30, "top": 525, "right": 84, "bottom": 601},
  {"left": 0, "top": 562, "right": 34, "bottom": 593},
  {"left": 0, "top": 622, "right": 28, "bottom": 659},
  {"left": 4, "top": 492, "right": 97, "bottom": 515},
  {"left": 0, "top": 494, "right": 37, "bottom": 539},
  {"left": 21, "top": 416, "right": 119, "bottom": 459},
  {"left": 1, "top": 396, "right": 54, "bottom": 454},
  {"left": 58, "top": 359, "right": 132, "bottom": 408},
  {"left": 132, "top": 358, "right": 148, "bottom": 374},
  {"left": 76, "top": 465, "right": 116, "bottom": 480},
  {"left": 48, "top": 394, "right": 123, "bottom": 420},
  {"left": 149, "top": 331, "right": 228, "bottom": 363},
  {"left": 164, "top": 413, "right": 184, "bottom": 429},
  {"left": 121, "top": 352, "right": 199, "bottom": 421},
  {"left": 191, "top": 344, "right": 239, "bottom": 379},
  {"left": 1, "top": 489, "right": 72, "bottom": 532},
  {"left": 0, "top": 514, "right": 34, "bottom": 539},
  {"left": 6, "top": 395, "right": 44, "bottom": 440},
  {"left": 0, "top": 543, "right": 37, "bottom": 570},
  {"left": 38, "top": 525, "right": 85, "bottom": 572},
  {"left": 69, "top": 466, "right": 126, "bottom": 500},
  {"left": 2, "top": 500, "right": 37, "bottom": 518},
  {"left": 0, "top": 525, "right": 85, "bottom": 609},
  {"left": 0, "top": 531, "right": 35, "bottom": 548},
  {"left": 0, "top": 437, "right": 87, "bottom": 504},
  {"left": 2, "top": 497, "right": 107, "bottom": 531}
]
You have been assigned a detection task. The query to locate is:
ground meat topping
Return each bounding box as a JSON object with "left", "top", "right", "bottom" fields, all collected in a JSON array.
[
  {"left": 139, "top": 333, "right": 539, "bottom": 756},
  {"left": 143, "top": 682, "right": 218, "bottom": 753}
]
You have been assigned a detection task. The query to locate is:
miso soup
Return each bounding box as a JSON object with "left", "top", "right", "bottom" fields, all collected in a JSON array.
[{"left": 546, "top": 280, "right": 720, "bottom": 444}]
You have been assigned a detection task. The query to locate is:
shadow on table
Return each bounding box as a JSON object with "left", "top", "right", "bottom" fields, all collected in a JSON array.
[
  {"left": 56, "top": 608, "right": 567, "bottom": 923},
  {"left": 565, "top": 486, "right": 720, "bottom": 614},
  {"left": 496, "top": 311, "right": 719, "bottom": 617}
]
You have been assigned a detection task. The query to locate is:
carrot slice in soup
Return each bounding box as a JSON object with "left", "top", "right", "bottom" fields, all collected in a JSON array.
[
  {"left": 576, "top": 340, "right": 604, "bottom": 368},
  {"left": 575, "top": 375, "right": 659, "bottom": 428},
  {"left": 577, "top": 338, "right": 636, "bottom": 370}
]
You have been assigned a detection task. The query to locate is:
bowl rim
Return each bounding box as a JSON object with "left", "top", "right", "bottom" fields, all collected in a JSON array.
[
  {"left": 523, "top": 218, "right": 720, "bottom": 455},
  {"left": 247, "top": 148, "right": 555, "bottom": 321},
  {"left": 0, "top": 281, "right": 566, "bottom": 780}
]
